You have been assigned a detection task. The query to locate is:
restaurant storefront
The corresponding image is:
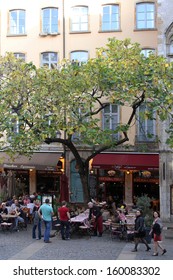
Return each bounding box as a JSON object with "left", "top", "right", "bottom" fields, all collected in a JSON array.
[
  {"left": 0, "top": 152, "right": 69, "bottom": 201},
  {"left": 92, "top": 153, "right": 159, "bottom": 208}
]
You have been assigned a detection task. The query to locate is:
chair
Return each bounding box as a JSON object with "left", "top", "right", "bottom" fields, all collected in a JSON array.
[
  {"left": 79, "top": 220, "right": 93, "bottom": 237},
  {"left": 22, "top": 208, "right": 31, "bottom": 223},
  {"left": 18, "top": 221, "right": 27, "bottom": 231},
  {"left": 103, "top": 220, "right": 111, "bottom": 233},
  {"left": 110, "top": 222, "right": 123, "bottom": 240},
  {"left": 54, "top": 223, "right": 61, "bottom": 236},
  {"left": 125, "top": 223, "right": 135, "bottom": 241},
  {"left": 0, "top": 222, "right": 13, "bottom": 232}
]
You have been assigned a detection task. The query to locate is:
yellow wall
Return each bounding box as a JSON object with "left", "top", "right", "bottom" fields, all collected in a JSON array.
[{"left": 0, "top": 0, "right": 158, "bottom": 146}]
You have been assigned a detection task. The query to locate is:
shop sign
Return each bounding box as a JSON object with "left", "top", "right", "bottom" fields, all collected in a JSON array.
[
  {"left": 99, "top": 176, "right": 124, "bottom": 182},
  {"left": 134, "top": 178, "right": 159, "bottom": 183}
]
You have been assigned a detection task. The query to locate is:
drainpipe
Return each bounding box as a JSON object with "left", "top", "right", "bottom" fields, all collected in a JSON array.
[{"left": 62, "top": 0, "right": 65, "bottom": 59}]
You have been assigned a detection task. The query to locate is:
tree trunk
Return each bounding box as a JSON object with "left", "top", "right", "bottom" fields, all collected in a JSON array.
[{"left": 78, "top": 164, "right": 90, "bottom": 203}]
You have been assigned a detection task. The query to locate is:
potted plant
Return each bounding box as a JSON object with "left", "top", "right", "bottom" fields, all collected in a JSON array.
[{"left": 136, "top": 194, "right": 153, "bottom": 243}]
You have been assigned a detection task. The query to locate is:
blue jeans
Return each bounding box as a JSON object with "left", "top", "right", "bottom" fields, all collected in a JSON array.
[
  {"left": 60, "top": 220, "right": 70, "bottom": 239},
  {"left": 32, "top": 220, "right": 42, "bottom": 239},
  {"left": 15, "top": 216, "right": 24, "bottom": 227},
  {"left": 43, "top": 220, "right": 52, "bottom": 242}
]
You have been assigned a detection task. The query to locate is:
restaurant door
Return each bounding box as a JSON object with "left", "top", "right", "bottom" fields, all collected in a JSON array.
[
  {"left": 36, "top": 171, "right": 60, "bottom": 199},
  {"left": 105, "top": 182, "right": 124, "bottom": 204}
]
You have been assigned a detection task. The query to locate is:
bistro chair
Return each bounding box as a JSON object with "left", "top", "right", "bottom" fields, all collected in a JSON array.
[
  {"left": 79, "top": 220, "right": 93, "bottom": 237},
  {"left": 110, "top": 222, "right": 124, "bottom": 240},
  {"left": 0, "top": 222, "right": 13, "bottom": 232}
]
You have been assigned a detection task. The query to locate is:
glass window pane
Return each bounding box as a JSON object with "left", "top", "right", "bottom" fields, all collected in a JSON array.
[
  {"left": 136, "top": 3, "right": 155, "bottom": 29},
  {"left": 102, "top": 5, "right": 119, "bottom": 31},
  {"left": 42, "top": 52, "right": 58, "bottom": 68},
  {"left": 81, "top": 23, "right": 88, "bottom": 31},
  {"left": 71, "top": 6, "right": 88, "bottom": 32},
  {"left": 42, "top": 8, "right": 58, "bottom": 33},
  {"left": 71, "top": 51, "right": 88, "bottom": 64},
  {"left": 10, "top": 10, "right": 25, "bottom": 34},
  {"left": 42, "top": 53, "right": 49, "bottom": 61},
  {"left": 112, "top": 105, "right": 118, "bottom": 113}
]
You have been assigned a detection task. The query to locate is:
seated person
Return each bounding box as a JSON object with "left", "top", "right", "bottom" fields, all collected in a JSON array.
[
  {"left": 116, "top": 210, "right": 127, "bottom": 223},
  {"left": 11, "top": 199, "right": 25, "bottom": 230},
  {"left": 0, "top": 202, "right": 8, "bottom": 222},
  {"left": 11, "top": 199, "right": 20, "bottom": 213},
  {"left": 14, "top": 207, "right": 25, "bottom": 229},
  {"left": 0, "top": 202, "right": 8, "bottom": 215}
]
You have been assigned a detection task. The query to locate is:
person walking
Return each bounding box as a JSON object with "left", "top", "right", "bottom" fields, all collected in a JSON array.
[
  {"left": 58, "top": 201, "right": 71, "bottom": 240},
  {"left": 131, "top": 209, "right": 151, "bottom": 252},
  {"left": 32, "top": 205, "right": 42, "bottom": 240},
  {"left": 88, "top": 201, "right": 103, "bottom": 237},
  {"left": 38, "top": 198, "right": 54, "bottom": 243},
  {"left": 150, "top": 211, "right": 167, "bottom": 256}
]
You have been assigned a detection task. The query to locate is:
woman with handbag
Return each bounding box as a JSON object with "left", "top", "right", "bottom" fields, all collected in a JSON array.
[
  {"left": 150, "top": 211, "right": 167, "bottom": 256},
  {"left": 131, "top": 209, "right": 151, "bottom": 252}
]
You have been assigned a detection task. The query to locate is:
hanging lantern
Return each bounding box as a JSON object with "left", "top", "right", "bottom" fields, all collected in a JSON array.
[
  {"left": 142, "top": 171, "right": 151, "bottom": 178},
  {"left": 108, "top": 170, "right": 116, "bottom": 177}
]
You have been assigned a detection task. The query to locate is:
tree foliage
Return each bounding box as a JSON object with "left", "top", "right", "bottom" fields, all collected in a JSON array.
[{"left": 0, "top": 38, "right": 173, "bottom": 202}]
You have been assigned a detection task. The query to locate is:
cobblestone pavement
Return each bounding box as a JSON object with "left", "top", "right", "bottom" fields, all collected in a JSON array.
[{"left": 0, "top": 224, "right": 172, "bottom": 260}]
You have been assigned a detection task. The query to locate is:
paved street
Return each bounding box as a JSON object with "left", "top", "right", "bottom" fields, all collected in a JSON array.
[{"left": 0, "top": 223, "right": 172, "bottom": 260}]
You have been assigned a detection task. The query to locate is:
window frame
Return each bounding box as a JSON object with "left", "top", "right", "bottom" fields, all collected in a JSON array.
[
  {"left": 137, "top": 104, "right": 156, "bottom": 142},
  {"left": 41, "top": 7, "right": 59, "bottom": 34},
  {"left": 13, "top": 53, "right": 26, "bottom": 61},
  {"left": 141, "top": 48, "right": 155, "bottom": 57},
  {"left": 101, "top": 4, "right": 120, "bottom": 32},
  {"left": 9, "top": 9, "right": 26, "bottom": 35},
  {"left": 102, "top": 103, "right": 120, "bottom": 140},
  {"left": 70, "top": 51, "right": 89, "bottom": 65},
  {"left": 41, "top": 52, "right": 58, "bottom": 69},
  {"left": 136, "top": 2, "right": 155, "bottom": 30},
  {"left": 70, "top": 6, "right": 89, "bottom": 32}
]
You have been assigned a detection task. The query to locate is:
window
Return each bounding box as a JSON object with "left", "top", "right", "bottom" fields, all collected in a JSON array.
[
  {"left": 136, "top": 3, "right": 155, "bottom": 29},
  {"left": 70, "top": 51, "right": 88, "bottom": 65},
  {"left": 14, "top": 53, "right": 26, "bottom": 61},
  {"left": 170, "top": 40, "right": 173, "bottom": 54},
  {"left": 102, "top": 104, "right": 119, "bottom": 139},
  {"left": 137, "top": 104, "right": 156, "bottom": 142},
  {"left": 141, "top": 48, "right": 155, "bottom": 57},
  {"left": 42, "top": 8, "right": 58, "bottom": 33},
  {"left": 71, "top": 6, "right": 88, "bottom": 32},
  {"left": 7, "top": 114, "right": 20, "bottom": 141},
  {"left": 41, "top": 52, "right": 58, "bottom": 69},
  {"left": 165, "top": 23, "right": 173, "bottom": 61},
  {"left": 9, "top": 9, "right": 25, "bottom": 35},
  {"left": 101, "top": 4, "right": 119, "bottom": 31}
]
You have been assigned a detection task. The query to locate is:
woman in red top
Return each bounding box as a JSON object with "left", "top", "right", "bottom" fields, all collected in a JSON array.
[{"left": 58, "top": 201, "right": 71, "bottom": 240}]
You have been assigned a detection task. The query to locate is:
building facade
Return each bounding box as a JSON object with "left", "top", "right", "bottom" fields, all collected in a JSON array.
[
  {"left": 157, "top": 0, "right": 173, "bottom": 221},
  {"left": 0, "top": 0, "right": 170, "bottom": 219}
]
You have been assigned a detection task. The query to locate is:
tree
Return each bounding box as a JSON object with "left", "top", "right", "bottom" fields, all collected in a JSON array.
[{"left": 0, "top": 38, "right": 173, "bottom": 203}]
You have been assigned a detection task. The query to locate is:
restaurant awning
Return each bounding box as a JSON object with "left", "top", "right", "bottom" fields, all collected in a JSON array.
[
  {"left": 92, "top": 153, "right": 159, "bottom": 170},
  {"left": 0, "top": 152, "right": 61, "bottom": 171}
]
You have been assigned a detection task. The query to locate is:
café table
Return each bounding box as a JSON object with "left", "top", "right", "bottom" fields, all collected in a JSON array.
[
  {"left": 70, "top": 212, "right": 90, "bottom": 235},
  {"left": 71, "top": 212, "right": 89, "bottom": 223},
  {"left": 0, "top": 214, "right": 18, "bottom": 231}
]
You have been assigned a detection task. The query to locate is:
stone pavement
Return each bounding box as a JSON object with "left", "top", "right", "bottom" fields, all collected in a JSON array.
[{"left": 0, "top": 223, "right": 172, "bottom": 260}]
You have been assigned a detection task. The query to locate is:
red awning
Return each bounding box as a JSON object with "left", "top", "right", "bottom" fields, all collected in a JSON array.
[{"left": 92, "top": 153, "right": 159, "bottom": 170}]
